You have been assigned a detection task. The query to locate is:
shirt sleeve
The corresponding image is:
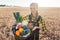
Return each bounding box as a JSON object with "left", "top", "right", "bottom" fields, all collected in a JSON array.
[
  {"left": 39, "top": 17, "right": 47, "bottom": 31},
  {"left": 22, "top": 15, "right": 29, "bottom": 21}
]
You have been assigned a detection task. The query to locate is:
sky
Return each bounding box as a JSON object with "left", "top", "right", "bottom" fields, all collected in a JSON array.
[{"left": 0, "top": 0, "right": 60, "bottom": 7}]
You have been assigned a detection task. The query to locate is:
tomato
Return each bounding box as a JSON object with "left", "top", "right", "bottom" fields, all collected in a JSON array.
[
  {"left": 28, "top": 23, "right": 33, "bottom": 27},
  {"left": 18, "top": 25, "right": 23, "bottom": 28}
]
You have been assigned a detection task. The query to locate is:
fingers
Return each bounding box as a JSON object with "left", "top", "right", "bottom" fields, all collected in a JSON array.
[{"left": 32, "top": 27, "right": 40, "bottom": 31}]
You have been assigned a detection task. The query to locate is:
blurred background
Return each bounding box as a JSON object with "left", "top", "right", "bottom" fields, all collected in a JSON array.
[{"left": 0, "top": 0, "right": 60, "bottom": 40}]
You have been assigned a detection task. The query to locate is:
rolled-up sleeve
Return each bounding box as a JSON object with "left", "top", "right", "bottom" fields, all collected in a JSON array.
[{"left": 39, "top": 17, "right": 47, "bottom": 31}]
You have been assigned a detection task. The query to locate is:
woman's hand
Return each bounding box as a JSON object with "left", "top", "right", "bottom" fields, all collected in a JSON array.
[{"left": 32, "top": 26, "right": 40, "bottom": 31}]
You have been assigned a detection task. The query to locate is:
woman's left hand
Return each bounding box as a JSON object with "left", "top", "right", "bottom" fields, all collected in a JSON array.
[{"left": 32, "top": 26, "right": 40, "bottom": 31}]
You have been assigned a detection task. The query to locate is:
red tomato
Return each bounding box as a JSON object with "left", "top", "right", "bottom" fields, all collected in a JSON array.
[
  {"left": 18, "top": 25, "right": 23, "bottom": 28},
  {"left": 28, "top": 23, "right": 33, "bottom": 27}
]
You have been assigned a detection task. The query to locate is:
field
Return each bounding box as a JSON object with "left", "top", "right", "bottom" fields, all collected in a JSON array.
[{"left": 0, "top": 6, "right": 60, "bottom": 40}]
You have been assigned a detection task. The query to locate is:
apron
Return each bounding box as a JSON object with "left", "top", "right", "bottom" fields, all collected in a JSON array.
[{"left": 26, "top": 15, "right": 42, "bottom": 40}]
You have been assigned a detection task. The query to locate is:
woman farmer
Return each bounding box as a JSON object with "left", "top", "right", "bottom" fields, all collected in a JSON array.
[{"left": 23, "top": 3, "right": 47, "bottom": 40}]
